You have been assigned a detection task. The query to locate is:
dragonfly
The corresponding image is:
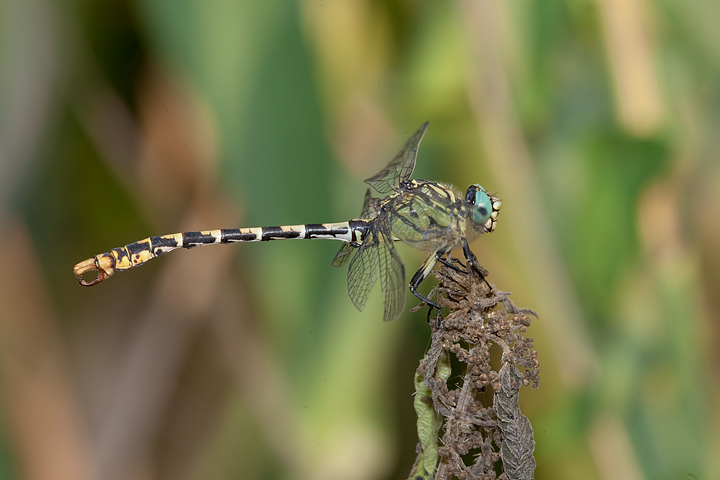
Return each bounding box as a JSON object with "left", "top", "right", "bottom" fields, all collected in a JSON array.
[{"left": 73, "top": 122, "right": 501, "bottom": 321}]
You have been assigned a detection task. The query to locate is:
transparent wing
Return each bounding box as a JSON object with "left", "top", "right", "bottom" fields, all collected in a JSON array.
[
  {"left": 332, "top": 242, "right": 355, "bottom": 267},
  {"left": 365, "top": 122, "right": 429, "bottom": 194},
  {"left": 331, "top": 189, "right": 375, "bottom": 268},
  {"left": 346, "top": 230, "right": 379, "bottom": 312},
  {"left": 360, "top": 188, "right": 373, "bottom": 216},
  {"left": 376, "top": 227, "right": 406, "bottom": 321}
]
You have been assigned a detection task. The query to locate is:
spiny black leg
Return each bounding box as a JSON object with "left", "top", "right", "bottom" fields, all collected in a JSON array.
[
  {"left": 424, "top": 304, "right": 442, "bottom": 328},
  {"left": 410, "top": 260, "right": 443, "bottom": 325},
  {"left": 462, "top": 242, "right": 492, "bottom": 290},
  {"left": 436, "top": 253, "right": 465, "bottom": 273},
  {"left": 410, "top": 269, "right": 441, "bottom": 312}
]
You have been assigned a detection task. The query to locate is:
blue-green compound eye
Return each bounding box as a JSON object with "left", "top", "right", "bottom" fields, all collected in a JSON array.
[{"left": 471, "top": 185, "right": 492, "bottom": 225}]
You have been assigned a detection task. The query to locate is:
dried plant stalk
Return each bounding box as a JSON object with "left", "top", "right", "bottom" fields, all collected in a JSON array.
[{"left": 409, "top": 260, "right": 539, "bottom": 480}]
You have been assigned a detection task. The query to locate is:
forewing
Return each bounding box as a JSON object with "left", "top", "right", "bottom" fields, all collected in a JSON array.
[
  {"left": 365, "top": 122, "right": 429, "bottom": 194},
  {"left": 346, "top": 230, "right": 379, "bottom": 312},
  {"left": 376, "top": 229, "right": 406, "bottom": 321},
  {"left": 360, "top": 188, "right": 373, "bottom": 216}
]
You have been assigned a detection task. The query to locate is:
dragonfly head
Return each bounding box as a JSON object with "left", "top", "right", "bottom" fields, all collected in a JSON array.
[{"left": 465, "top": 184, "right": 501, "bottom": 232}]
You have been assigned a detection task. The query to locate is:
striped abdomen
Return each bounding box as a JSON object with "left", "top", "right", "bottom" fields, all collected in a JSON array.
[{"left": 74, "top": 221, "right": 369, "bottom": 286}]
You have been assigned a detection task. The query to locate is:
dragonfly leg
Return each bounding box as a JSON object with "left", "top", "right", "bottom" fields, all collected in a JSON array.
[
  {"left": 462, "top": 242, "right": 491, "bottom": 290},
  {"left": 426, "top": 303, "right": 442, "bottom": 327},
  {"left": 410, "top": 252, "right": 443, "bottom": 325},
  {"left": 436, "top": 253, "right": 465, "bottom": 273}
]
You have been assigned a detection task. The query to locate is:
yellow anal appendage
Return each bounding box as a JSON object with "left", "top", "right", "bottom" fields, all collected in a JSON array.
[{"left": 73, "top": 255, "right": 116, "bottom": 286}]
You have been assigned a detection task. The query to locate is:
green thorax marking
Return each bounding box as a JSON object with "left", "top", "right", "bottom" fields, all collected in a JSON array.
[{"left": 384, "top": 180, "right": 465, "bottom": 248}]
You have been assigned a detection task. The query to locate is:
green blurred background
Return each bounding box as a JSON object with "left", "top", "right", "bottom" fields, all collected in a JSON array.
[{"left": 1, "top": 0, "right": 719, "bottom": 479}]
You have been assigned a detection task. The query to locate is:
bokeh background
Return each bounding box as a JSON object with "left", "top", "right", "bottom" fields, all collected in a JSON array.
[{"left": 1, "top": 0, "right": 719, "bottom": 479}]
